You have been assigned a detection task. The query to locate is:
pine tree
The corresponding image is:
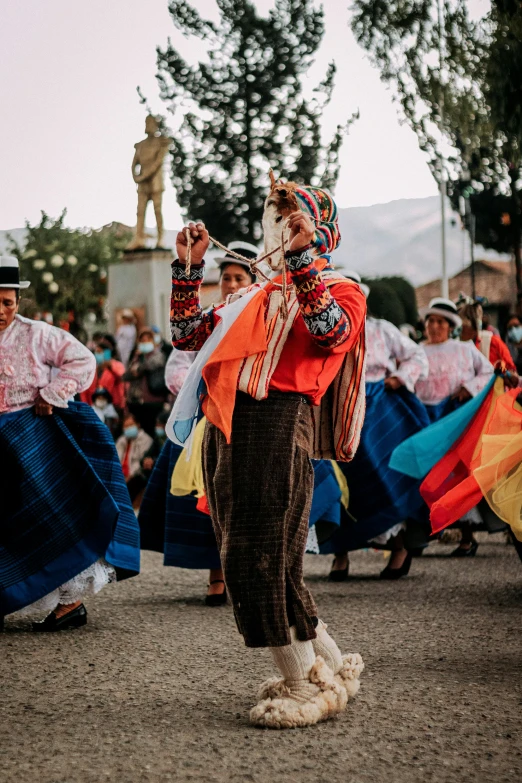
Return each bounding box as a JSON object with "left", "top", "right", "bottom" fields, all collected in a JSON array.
[{"left": 155, "top": 0, "right": 355, "bottom": 244}]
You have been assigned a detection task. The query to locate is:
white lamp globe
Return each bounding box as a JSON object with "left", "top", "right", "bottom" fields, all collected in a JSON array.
[
  {"left": 33, "top": 259, "right": 46, "bottom": 270},
  {"left": 48, "top": 282, "right": 59, "bottom": 294},
  {"left": 42, "top": 271, "right": 54, "bottom": 284},
  {"left": 88, "top": 264, "right": 99, "bottom": 272},
  {"left": 51, "top": 255, "right": 65, "bottom": 268},
  {"left": 66, "top": 255, "right": 78, "bottom": 266}
]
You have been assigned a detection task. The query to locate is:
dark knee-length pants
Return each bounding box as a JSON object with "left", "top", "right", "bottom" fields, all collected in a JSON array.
[{"left": 202, "top": 391, "right": 318, "bottom": 648}]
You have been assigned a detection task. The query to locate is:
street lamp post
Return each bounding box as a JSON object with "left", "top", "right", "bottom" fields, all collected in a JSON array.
[{"left": 437, "top": 0, "right": 449, "bottom": 299}]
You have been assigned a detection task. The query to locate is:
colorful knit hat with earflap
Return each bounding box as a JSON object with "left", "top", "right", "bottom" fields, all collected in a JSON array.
[{"left": 294, "top": 186, "right": 341, "bottom": 255}]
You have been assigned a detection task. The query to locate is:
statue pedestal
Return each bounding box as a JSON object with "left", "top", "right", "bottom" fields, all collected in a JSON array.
[{"left": 107, "top": 248, "right": 174, "bottom": 337}]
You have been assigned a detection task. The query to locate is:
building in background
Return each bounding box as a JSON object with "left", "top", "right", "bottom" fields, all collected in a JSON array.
[{"left": 416, "top": 260, "right": 517, "bottom": 330}]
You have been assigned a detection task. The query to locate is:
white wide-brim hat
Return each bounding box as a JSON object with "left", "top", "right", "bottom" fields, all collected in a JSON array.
[
  {"left": 216, "top": 241, "right": 259, "bottom": 277},
  {"left": 0, "top": 255, "right": 30, "bottom": 289},
  {"left": 344, "top": 270, "right": 370, "bottom": 298},
  {"left": 422, "top": 297, "right": 462, "bottom": 329}
]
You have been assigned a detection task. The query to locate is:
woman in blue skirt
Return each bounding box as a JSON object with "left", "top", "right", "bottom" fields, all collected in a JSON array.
[{"left": 0, "top": 256, "right": 140, "bottom": 631}]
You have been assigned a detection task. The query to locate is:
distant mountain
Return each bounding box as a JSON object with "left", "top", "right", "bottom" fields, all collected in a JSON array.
[{"left": 1, "top": 196, "right": 508, "bottom": 286}]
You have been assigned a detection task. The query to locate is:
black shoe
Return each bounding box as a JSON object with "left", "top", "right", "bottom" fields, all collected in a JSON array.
[
  {"left": 450, "top": 540, "right": 479, "bottom": 557},
  {"left": 328, "top": 558, "right": 349, "bottom": 582},
  {"left": 380, "top": 551, "right": 413, "bottom": 580},
  {"left": 205, "top": 580, "right": 227, "bottom": 607},
  {"left": 32, "top": 603, "right": 87, "bottom": 632}
]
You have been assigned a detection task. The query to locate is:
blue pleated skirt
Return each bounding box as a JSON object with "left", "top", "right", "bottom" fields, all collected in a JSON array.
[{"left": 0, "top": 402, "right": 140, "bottom": 615}]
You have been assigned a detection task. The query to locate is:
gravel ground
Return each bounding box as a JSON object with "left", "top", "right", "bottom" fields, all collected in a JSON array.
[{"left": 2, "top": 534, "right": 522, "bottom": 783}]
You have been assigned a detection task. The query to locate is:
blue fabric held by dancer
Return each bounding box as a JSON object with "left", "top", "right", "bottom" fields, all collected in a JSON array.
[
  {"left": 390, "top": 376, "right": 496, "bottom": 480},
  {"left": 0, "top": 402, "right": 140, "bottom": 615}
]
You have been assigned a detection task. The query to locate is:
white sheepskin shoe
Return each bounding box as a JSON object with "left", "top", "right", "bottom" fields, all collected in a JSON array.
[
  {"left": 335, "top": 653, "right": 365, "bottom": 699},
  {"left": 258, "top": 621, "right": 364, "bottom": 704},
  {"left": 250, "top": 656, "right": 348, "bottom": 729}
]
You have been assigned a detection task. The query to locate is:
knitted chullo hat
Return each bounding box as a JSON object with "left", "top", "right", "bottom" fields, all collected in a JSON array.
[{"left": 294, "top": 186, "right": 341, "bottom": 255}]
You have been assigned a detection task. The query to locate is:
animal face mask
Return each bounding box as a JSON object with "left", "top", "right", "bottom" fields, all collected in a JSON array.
[{"left": 261, "top": 176, "right": 341, "bottom": 270}]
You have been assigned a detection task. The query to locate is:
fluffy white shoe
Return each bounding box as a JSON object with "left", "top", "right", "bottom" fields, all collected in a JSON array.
[
  {"left": 250, "top": 656, "right": 348, "bottom": 729},
  {"left": 258, "top": 620, "right": 364, "bottom": 703},
  {"left": 335, "top": 653, "right": 365, "bottom": 699}
]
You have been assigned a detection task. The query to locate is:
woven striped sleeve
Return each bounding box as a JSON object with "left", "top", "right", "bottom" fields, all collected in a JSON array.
[
  {"left": 286, "top": 249, "right": 350, "bottom": 349},
  {"left": 170, "top": 261, "right": 214, "bottom": 351}
]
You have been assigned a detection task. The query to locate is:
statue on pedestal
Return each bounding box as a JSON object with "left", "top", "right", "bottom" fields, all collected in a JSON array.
[{"left": 127, "top": 115, "right": 171, "bottom": 250}]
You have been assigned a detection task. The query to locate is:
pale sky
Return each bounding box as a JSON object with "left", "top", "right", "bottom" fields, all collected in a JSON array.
[{"left": 0, "top": 0, "right": 487, "bottom": 231}]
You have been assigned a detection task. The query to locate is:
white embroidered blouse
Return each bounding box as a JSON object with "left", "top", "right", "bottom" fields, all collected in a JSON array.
[
  {"left": 365, "top": 317, "right": 429, "bottom": 393},
  {"left": 415, "top": 339, "right": 493, "bottom": 407},
  {"left": 0, "top": 315, "right": 96, "bottom": 414}
]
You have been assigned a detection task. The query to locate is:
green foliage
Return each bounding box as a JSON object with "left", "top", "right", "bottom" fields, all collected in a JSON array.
[
  {"left": 8, "top": 212, "right": 131, "bottom": 326},
  {"left": 351, "top": 0, "right": 522, "bottom": 287},
  {"left": 378, "top": 276, "right": 418, "bottom": 325},
  {"left": 154, "top": 0, "right": 357, "bottom": 243},
  {"left": 363, "top": 278, "right": 407, "bottom": 326}
]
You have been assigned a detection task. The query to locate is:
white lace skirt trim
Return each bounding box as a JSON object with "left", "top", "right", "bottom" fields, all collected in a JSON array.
[
  {"left": 370, "top": 521, "right": 406, "bottom": 546},
  {"left": 9, "top": 559, "right": 116, "bottom": 619},
  {"left": 305, "top": 524, "right": 320, "bottom": 555}
]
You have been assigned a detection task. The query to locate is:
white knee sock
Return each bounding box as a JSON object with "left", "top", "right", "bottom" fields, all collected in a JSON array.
[
  {"left": 311, "top": 620, "right": 343, "bottom": 674},
  {"left": 269, "top": 627, "right": 318, "bottom": 702}
]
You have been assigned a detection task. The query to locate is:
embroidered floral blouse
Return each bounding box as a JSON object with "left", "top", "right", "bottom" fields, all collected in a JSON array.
[
  {"left": 0, "top": 315, "right": 96, "bottom": 414},
  {"left": 365, "top": 317, "right": 429, "bottom": 393},
  {"left": 415, "top": 339, "right": 493, "bottom": 406}
]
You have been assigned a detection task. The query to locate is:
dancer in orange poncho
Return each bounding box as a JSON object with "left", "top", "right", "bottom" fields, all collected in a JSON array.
[{"left": 169, "top": 181, "right": 367, "bottom": 729}]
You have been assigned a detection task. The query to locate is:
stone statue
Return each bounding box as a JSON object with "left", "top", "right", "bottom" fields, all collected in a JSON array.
[{"left": 128, "top": 115, "right": 171, "bottom": 250}]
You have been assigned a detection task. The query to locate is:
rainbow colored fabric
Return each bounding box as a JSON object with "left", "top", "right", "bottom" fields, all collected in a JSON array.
[{"left": 295, "top": 186, "right": 341, "bottom": 255}]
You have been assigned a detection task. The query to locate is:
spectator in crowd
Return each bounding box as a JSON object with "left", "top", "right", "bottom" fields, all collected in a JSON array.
[
  {"left": 116, "top": 309, "right": 137, "bottom": 368},
  {"left": 90, "top": 387, "right": 119, "bottom": 437},
  {"left": 151, "top": 325, "right": 173, "bottom": 361},
  {"left": 124, "top": 327, "right": 169, "bottom": 437},
  {"left": 80, "top": 338, "right": 125, "bottom": 411},
  {"left": 506, "top": 314, "right": 522, "bottom": 374},
  {"left": 125, "top": 410, "right": 169, "bottom": 503},
  {"left": 116, "top": 412, "right": 153, "bottom": 485}
]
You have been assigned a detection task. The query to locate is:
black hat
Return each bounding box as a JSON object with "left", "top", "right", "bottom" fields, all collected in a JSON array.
[
  {"left": 0, "top": 256, "right": 30, "bottom": 289},
  {"left": 216, "top": 241, "right": 259, "bottom": 277}
]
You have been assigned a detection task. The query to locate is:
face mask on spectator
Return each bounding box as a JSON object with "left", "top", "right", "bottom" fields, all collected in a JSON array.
[
  {"left": 153, "top": 334, "right": 162, "bottom": 345},
  {"left": 95, "top": 352, "right": 104, "bottom": 365},
  {"left": 138, "top": 341, "right": 154, "bottom": 354},
  {"left": 124, "top": 425, "right": 139, "bottom": 440},
  {"left": 103, "top": 349, "right": 112, "bottom": 362},
  {"left": 508, "top": 326, "right": 522, "bottom": 343},
  {"left": 155, "top": 426, "right": 166, "bottom": 439},
  {"left": 95, "top": 398, "right": 108, "bottom": 409}
]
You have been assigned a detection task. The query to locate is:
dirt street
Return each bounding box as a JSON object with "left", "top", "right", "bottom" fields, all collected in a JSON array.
[{"left": 2, "top": 535, "right": 521, "bottom": 783}]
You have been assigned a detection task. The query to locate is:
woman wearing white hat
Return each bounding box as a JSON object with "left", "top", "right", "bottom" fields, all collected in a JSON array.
[
  {"left": 415, "top": 298, "right": 493, "bottom": 420},
  {"left": 0, "top": 256, "right": 140, "bottom": 631}
]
